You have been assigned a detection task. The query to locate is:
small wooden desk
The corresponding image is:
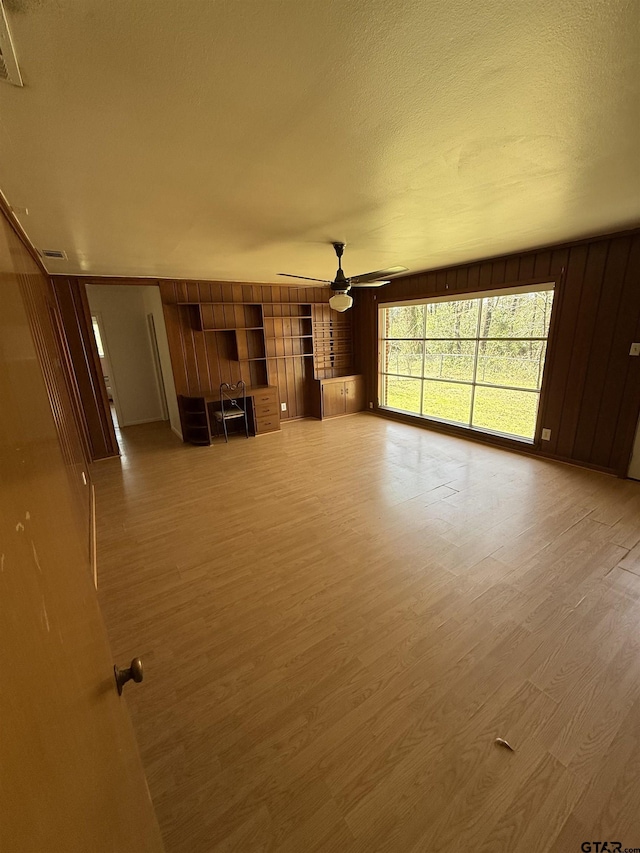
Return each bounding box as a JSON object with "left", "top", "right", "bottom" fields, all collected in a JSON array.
[{"left": 178, "top": 386, "right": 280, "bottom": 445}]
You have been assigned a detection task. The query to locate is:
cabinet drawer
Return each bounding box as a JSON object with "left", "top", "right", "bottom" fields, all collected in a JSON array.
[
  {"left": 255, "top": 416, "right": 280, "bottom": 434},
  {"left": 253, "top": 389, "right": 278, "bottom": 405},
  {"left": 254, "top": 403, "right": 279, "bottom": 418}
]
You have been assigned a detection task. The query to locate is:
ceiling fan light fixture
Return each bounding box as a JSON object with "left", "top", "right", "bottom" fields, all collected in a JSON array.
[
  {"left": 329, "top": 292, "right": 353, "bottom": 312},
  {"left": 279, "top": 242, "right": 407, "bottom": 309}
]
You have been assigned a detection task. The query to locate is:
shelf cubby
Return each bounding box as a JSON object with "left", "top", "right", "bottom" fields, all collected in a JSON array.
[
  {"left": 266, "top": 335, "right": 313, "bottom": 359},
  {"left": 263, "top": 303, "right": 312, "bottom": 319},
  {"left": 236, "top": 328, "right": 266, "bottom": 361},
  {"left": 178, "top": 302, "right": 263, "bottom": 332},
  {"left": 311, "top": 304, "right": 354, "bottom": 379}
]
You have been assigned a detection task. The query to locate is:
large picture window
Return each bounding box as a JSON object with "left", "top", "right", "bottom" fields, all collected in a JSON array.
[{"left": 379, "top": 285, "right": 554, "bottom": 442}]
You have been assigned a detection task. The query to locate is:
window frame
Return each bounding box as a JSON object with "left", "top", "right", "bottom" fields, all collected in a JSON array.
[{"left": 378, "top": 283, "right": 555, "bottom": 444}]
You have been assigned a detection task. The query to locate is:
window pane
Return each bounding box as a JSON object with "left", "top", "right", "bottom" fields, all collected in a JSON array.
[
  {"left": 383, "top": 376, "right": 421, "bottom": 414},
  {"left": 382, "top": 339, "right": 423, "bottom": 376},
  {"left": 380, "top": 288, "right": 553, "bottom": 442},
  {"left": 423, "top": 340, "right": 475, "bottom": 382},
  {"left": 476, "top": 340, "right": 547, "bottom": 389},
  {"left": 384, "top": 305, "right": 425, "bottom": 339},
  {"left": 422, "top": 380, "right": 472, "bottom": 425},
  {"left": 479, "top": 290, "right": 554, "bottom": 339},
  {"left": 471, "top": 387, "right": 539, "bottom": 439},
  {"left": 425, "top": 299, "right": 480, "bottom": 338}
]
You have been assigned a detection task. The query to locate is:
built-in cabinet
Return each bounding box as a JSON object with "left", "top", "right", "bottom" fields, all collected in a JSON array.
[
  {"left": 169, "top": 291, "right": 364, "bottom": 442},
  {"left": 316, "top": 375, "right": 365, "bottom": 419}
]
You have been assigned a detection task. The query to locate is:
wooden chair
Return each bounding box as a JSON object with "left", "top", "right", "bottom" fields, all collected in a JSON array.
[{"left": 214, "top": 381, "right": 249, "bottom": 442}]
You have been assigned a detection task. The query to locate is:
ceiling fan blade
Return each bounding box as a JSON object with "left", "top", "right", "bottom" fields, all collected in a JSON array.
[
  {"left": 350, "top": 280, "right": 390, "bottom": 288},
  {"left": 278, "top": 273, "right": 332, "bottom": 283},
  {"left": 349, "top": 265, "right": 408, "bottom": 285}
]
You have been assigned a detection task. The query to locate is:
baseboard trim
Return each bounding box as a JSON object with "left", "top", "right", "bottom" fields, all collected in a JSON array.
[{"left": 119, "top": 416, "right": 165, "bottom": 427}]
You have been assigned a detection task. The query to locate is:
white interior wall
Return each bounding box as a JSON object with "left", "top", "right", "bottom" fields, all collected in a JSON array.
[
  {"left": 142, "top": 287, "right": 181, "bottom": 438},
  {"left": 86, "top": 284, "right": 166, "bottom": 427}
]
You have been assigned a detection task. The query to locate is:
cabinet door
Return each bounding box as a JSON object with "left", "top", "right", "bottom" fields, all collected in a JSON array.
[
  {"left": 322, "top": 382, "right": 346, "bottom": 418},
  {"left": 344, "top": 376, "right": 365, "bottom": 414}
]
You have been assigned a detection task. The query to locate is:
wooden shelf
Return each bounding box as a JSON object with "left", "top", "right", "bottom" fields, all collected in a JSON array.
[
  {"left": 176, "top": 302, "right": 262, "bottom": 306},
  {"left": 262, "top": 302, "right": 314, "bottom": 320},
  {"left": 265, "top": 336, "right": 314, "bottom": 358},
  {"left": 268, "top": 354, "right": 314, "bottom": 360},
  {"left": 179, "top": 302, "right": 264, "bottom": 334},
  {"left": 311, "top": 303, "right": 354, "bottom": 380},
  {"left": 264, "top": 314, "right": 313, "bottom": 320}
]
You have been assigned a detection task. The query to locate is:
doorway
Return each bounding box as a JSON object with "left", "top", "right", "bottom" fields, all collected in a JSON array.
[
  {"left": 91, "top": 311, "right": 123, "bottom": 434},
  {"left": 86, "top": 284, "right": 181, "bottom": 447}
]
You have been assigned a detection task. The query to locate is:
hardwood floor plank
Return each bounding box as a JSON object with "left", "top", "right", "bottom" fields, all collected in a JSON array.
[
  {"left": 571, "top": 696, "right": 640, "bottom": 843},
  {"left": 92, "top": 415, "right": 640, "bottom": 852}
]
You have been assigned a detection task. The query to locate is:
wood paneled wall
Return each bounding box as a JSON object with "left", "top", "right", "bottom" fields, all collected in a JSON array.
[
  {"left": 56, "top": 275, "right": 348, "bottom": 429},
  {"left": 354, "top": 229, "right": 640, "bottom": 476},
  {"left": 159, "top": 280, "right": 328, "bottom": 421},
  {"left": 0, "top": 203, "right": 91, "bottom": 538},
  {"left": 53, "top": 279, "right": 119, "bottom": 459}
]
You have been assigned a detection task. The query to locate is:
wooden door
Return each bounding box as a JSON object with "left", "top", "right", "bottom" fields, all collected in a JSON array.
[
  {"left": 0, "top": 221, "right": 164, "bottom": 852},
  {"left": 344, "top": 375, "right": 365, "bottom": 414},
  {"left": 322, "top": 380, "right": 346, "bottom": 417}
]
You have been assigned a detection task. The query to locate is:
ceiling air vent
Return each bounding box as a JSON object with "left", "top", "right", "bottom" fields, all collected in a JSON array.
[
  {"left": 41, "top": 249, "right": 68, "bottom": 260},
  {"left": 0, "top": 1, "right": 23, "bottom": 87}
]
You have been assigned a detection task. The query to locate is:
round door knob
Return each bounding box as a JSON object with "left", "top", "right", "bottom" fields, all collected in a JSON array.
[{"left": 114, "top": 658, "right": 144, "bottom": 695}]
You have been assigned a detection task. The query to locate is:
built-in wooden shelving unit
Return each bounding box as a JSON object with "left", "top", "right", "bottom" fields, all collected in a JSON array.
[
  {"left": 177, "top": 395, "right": 211, "bottom": 446},
  {"left": 178, "top": 302, "right": 268, "bottom": 386},
  {"left": 263, "top": 304, "right": 313, "bottom": 356},
  {"left": 171, "top": 295, "right": 360, "bottom": 424},
  {"left": 312, "top": 304, "right": 354, "bottom": 379}
]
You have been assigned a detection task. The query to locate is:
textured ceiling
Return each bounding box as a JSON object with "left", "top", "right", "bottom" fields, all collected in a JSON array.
[{"left": 0, "top": 0, "right": 638, "bottom": 282}]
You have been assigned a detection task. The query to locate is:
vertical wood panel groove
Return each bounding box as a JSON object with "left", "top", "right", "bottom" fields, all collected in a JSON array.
[
  {"left": 574, "top": 239, "right": 631, "bottom": 463},
  {"left": 598, "top": 238, "right": 640, "bottom": 471},
  {"left": 1, "top": 205, "right": 91, "bottom": 541},
  {"left": 556, "top": 241, "right": 609, "bottom": 459},
  {"left": 52, "top": 278, "right": 118, "bottom": 459},
  {"left": 360, "top": 230, "right": 640, "bottom": 475}
]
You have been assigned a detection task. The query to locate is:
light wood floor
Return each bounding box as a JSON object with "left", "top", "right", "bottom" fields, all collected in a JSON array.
[{"left": 93, "top": 414, "right": 640, "bottom": 853}]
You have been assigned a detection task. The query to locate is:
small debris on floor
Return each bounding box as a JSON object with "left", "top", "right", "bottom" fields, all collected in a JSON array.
[{"left": 494, "top": 737, "right": 515, "bottom": 751}]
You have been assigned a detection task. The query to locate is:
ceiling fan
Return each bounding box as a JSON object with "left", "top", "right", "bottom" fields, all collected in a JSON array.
[{"left": 278, "top": 242, "right": 408, "bottom": 312}]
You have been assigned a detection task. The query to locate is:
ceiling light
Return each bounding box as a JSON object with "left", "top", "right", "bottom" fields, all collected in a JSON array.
[{"left": 329, "top": 292, "right": 353, "bottom": 312}]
